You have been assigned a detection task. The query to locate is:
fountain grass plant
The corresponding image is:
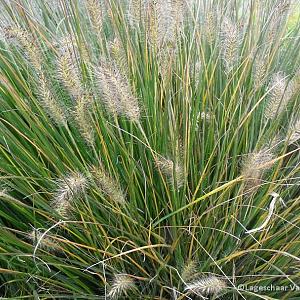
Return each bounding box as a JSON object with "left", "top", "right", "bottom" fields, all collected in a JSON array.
[{"left": 0, "top": 0, "right": 300, "bottom": 299}]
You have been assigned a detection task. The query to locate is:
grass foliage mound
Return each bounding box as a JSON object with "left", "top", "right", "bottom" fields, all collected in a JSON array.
[{"left": 0, "top": 0, "right": 300, "bottom": 299}]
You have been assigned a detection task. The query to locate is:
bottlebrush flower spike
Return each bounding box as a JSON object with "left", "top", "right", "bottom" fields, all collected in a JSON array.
[
  {"left": 4, "top": 26, "right": 43, "bottom": 73},
  {"left": 4, "top": 26, "right": 67, "bottom": 124},
  {"left": 253, "top": 54, "right": 268, "bottom": 89},
  {"left": 109, "top": 38, "right": 128, "bottom": 77},
  {"left": 265, "top": 72, "right": 289, "bottom": 119},
  {"left": 155, "top": 156, "right": 185, "bottom": 188},
  {"left": 148, "top": 0, "right": 186, "bottom": 49},
  {"left": 128, "top": 0, "right": 147, "bottom": 27},
  {"left": 95, "top": 59, "right": 140, "bottom": 122},
  {"left": 86, "top": 0, "right": 103, "bottom": 36},
  {"left": 241, "top": 147, "right": 274, "bottom": 194},
  {"left": 91, "top": 165, "right": 126, "bottom": 204},
  {"left": 57, "top": 35, "right": 83, "bottom": 99},
  {"left": 74, "top": 94, "right": 95, "bottom": 145},
  {"left": 220, "top": 17, "right": 241, "bottom": 74},
  {"left": 266, "top": 0, "right": 291, "bottom": 43},
  {"left": 181, "top": 260, "right": 198, "bottom": 282},
  {"left": 52, "top": 172, "right": 88, "bottom": 217},
  {"left": 287, "top": 118, "right": 300, "bottom": 145},
  {"left": 28, "top": 229, "right": 58, "bottom": 251},
  {"left": 285, "top": 68, "right": 300, "bottom": 100},
  {"left": 38, "top": 72, "right": 67, "bottom": 125},
  {"left": 107, "top": 274, "right": 136, "bottom": 299},
  {"left": 184, "top": 275, "right": 227, "bottom": 297},
  {"left": 203, "top": 9, "right": 218, "bottom": 46}
]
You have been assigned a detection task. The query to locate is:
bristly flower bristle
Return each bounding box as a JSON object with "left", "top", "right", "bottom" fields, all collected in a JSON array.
[
  {"left": 264, "top": 72, "right": 288, "bottom": 119},
  {"left": 181, "top": 260, "right": 198, "bottom": 282},
  {"left": 253, "top": 54, "right": 268, "bottom": 89},
  {"left": 155, "top": 156, "right": 185, "bottom": 188},
  {"left": 287, "top": 118, "right": 300, "bottom": 145},
  {"left": 95, "top": 60, "right": 140, "bottom": 121},
  {"left": 128, "top": 0, "right": 147, "bottom": 27},
  {"left": 86, "top": 0, "right": 103, "bottom": 36},
  {"left": 107, "top": 274, "right": 136, "bottom": 299},
  {"left": 203, "top": 8, "right": 218, "bottom": 46},
  {"left": 4, "top": 26, "right": 43, "bottom": 73},
  {"left": 74, "top": 94, "right": 95, "bottom": 145},
  {"left": 4, "top": 26, "right": 67, "bottom": 124},
  {"left": 109, "top": 37, "right": 128, "bottom": 77},
  {"left": 241, "top": 147, "right": 275, "bottom": 194},
  {"left": 220, "top": 17, "right": 241, "bottom": 74},
  {"left": 148, "top": 0, "right": 186, "bottom": 49},
  {"left": 38, "top": 72, "right": 67, "bottom": 125},
  {"left": 28, "top": 229, "right": 58, "bottom": 251},
  {"left": 266, "top": 0, "right": 291, "bottom": 43},
  {"left": 145, "top": 0, "right": 187, "bottom": 77},
  {"left": 91, "top": 165, "right": 126, "bottom": 204},
  {"left": 57, "top": 35, "right": 83, "bottom": 99},
  {"left": 52, "top": 172, "right": 88, "bottom": 217},
  {"left": 184, "top": 275, "right": 227, "bottom": 296}
]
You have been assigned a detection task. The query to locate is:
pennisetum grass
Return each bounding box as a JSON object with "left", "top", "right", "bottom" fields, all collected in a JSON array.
[
  {"left": 184, "top": 275, "right": 227, "bottom": 297},
  {"left": 0, "top": 0, "right": 300, "bottom": 299},
  {"left": 95, "top": 59, "right": 140, "bottom": 121},
  {"left": 52, "top": 172, "right": 88, "bottom": 217},
  {"left": 107, "top": 274, "right": 136, "bottom": 299}
]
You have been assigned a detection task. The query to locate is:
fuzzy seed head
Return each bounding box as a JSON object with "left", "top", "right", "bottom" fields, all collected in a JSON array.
[
  {"left": 52, "top": 172, "right": 88, "bottom": 217},
  {"left": 148, "top": 0, "right": 186, "bottom": 50},
  {"left": 203, "top": 9, "right": 218, "bottom": 46},
  {"left": 108, "top": 274, "right": 136, "bottom": 299},
  {"left": 266, "top": 0, "right": 291, "bottom": 43},
  {"left": 4, "top": 26, "right": 43, "bottom": 72},
  {"left": 57, "top": 36, "right": 82, "bottom": 99},
  {"left": 109, "top": 38, "right": 128, "bottom": 77},
  {"left": 241, "top": 148, "right": 274, "bottom": 193},
  {"left": 220, "top": 17, "right": 241, "bottom": 74},
  {"left": 74, "top": 94, "right": 95, "bottom": 145},
  {"left": 253, "top": 55, "right": 268, "bottom": 89},
  {"left": 28, "top": 229, "right": 58, "bottom": 251},
  {"left": 155, "top": 156, "right": 185, "bottom": 188},
  {"left": 265, "top": 72, "right": 288, "bottom": 119},
  {"left": 4, "top": 27, "right": 67, "bottom": 124},
  {"left": 273, "top": 0, "right": 291, "bottom": 20},
  {"left": 38, "top": 73, "right": 67, "bottom": 125},
  {"left": 128, "top": 0, "right": 148, "bottom": 27},
  {"left": 86, "top": 0, "right": 103, "bottom": 36},
  {"left": 95, "top": 60, "right": 140, "bottom": 121},
  {"left": 285, "top": 69, "right": 300, "bottom": 100},
  {"left": 91, "top": 166, "right": 126, "bottom": 204},
  {"left": 185, "top": 275, "right": 227, "bottom": 296},
  {"left": 287, "top": 119, "right": 300, "bottom": 145},
  {"left": 181, "top": 260, "right": 198, "bottom": 282}
]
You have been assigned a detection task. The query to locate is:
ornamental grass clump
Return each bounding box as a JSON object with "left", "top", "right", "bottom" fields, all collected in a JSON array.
[{"left": 0, "top": 0, "right": 300, "bottom": 299}]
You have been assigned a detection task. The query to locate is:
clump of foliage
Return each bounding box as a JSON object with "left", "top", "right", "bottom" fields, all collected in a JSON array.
[{"left": 0, "top": 0, "right": 300, "bottom": 299}]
